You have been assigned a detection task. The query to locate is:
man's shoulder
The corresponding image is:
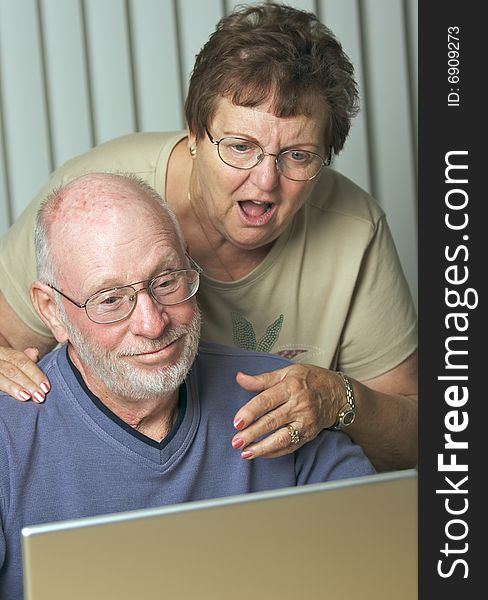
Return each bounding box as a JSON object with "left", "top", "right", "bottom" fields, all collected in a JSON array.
[
  {"left": 0, "top": 348, "right": 63, "bottom": 421},
  {"left": 195, "top": 341, "right": 291, "bottom": 373},
  {"left": 0, "top": 386, "right": 47, "bottom": 450}
]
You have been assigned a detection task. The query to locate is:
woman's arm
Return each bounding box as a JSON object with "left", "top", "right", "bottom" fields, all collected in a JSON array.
[
  {"left": 352, "top": 351, "right": 417, "bottom": 471},
  {"left": 0, "top": 291, "right": 55, "bottom": 401}
]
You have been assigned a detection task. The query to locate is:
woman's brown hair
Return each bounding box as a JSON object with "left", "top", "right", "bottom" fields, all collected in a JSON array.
[{"left": 184, "top": 2, "right": 359, "bottom": 155}]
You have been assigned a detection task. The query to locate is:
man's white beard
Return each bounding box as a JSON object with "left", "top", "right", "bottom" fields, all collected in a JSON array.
[{"left": 61, "top": 307, "right": 201, "bottom": 402}]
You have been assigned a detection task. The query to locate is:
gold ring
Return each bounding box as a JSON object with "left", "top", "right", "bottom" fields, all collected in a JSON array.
[{"left": 288, "top": 425, "right": 300, "bottom": 445}]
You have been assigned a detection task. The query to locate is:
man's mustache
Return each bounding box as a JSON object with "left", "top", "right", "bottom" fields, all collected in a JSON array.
[{"left": 117, "top": 327, "right": 188, "bottom": 357}]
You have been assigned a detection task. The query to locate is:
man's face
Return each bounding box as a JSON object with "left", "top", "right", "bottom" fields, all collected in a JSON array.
[{"left": 52, "top": 192, "right": 200, "bottom": 401}]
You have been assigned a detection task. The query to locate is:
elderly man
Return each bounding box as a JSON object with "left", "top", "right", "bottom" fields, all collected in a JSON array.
[{"left": 0, "top": 173, "right": 374, "bottom": 598}]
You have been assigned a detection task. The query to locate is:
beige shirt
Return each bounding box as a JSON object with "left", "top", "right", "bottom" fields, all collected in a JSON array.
[{"left": 0, "top": 131, "right": 417, "bottom": 381}]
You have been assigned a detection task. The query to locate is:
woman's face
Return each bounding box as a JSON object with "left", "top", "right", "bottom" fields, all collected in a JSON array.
[{"left": 189, "top": 97, "right": 328, "bottom": 251}]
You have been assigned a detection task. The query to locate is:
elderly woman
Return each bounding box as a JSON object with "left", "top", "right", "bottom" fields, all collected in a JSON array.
[{"left": 0, "top": 2, "right": 417, "bottom": 471}]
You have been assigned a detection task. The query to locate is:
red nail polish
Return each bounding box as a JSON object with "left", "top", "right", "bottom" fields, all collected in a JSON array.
[
  {"left": 40, "top": 382, "right": 50, "bottom": 393},
  {"left": 241, "top": 450, "right": 253, "bottom": 459},
  {"left": 232, "top": 438, "right": 244, "bottom": 449},
  {"left": 33, "top": 391, "right": 45, "bottom": 403},
  {"left": 233, "top": 418, "right": 245, "bottom": 430},
  {"left": 19, "top": 390, "right": 31, "bottom": 401}
]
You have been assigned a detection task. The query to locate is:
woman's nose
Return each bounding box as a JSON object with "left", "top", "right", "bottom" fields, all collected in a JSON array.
[{"left": 250, "top": 154, "right": 281, "bottom": 192}]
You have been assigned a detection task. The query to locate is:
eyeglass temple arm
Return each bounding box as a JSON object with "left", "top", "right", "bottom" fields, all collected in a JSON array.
[
  {"left": 325, "top": 146, "right": 333, "bottom": 166},
  {"left": 185, "top": 252, "right": 204, "bottom": 274},
  {"left": 47, "top": 284, "right": 87, "bottom": 309},
  {"left": 206, "top": 129, "right": 217, "bottom": 145}
]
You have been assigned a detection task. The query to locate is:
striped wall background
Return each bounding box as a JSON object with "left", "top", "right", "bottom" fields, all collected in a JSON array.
[{"left": 0, "top": 0, "right": 418, "bottom": 303}]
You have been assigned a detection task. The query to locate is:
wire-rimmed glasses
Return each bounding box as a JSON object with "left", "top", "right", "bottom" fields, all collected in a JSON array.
[
  {"left": 206, "top": 129, "right": 331, "bottom": 181},
  {"left": 48, "top": 260, "right": 202, "bottom": 324}
]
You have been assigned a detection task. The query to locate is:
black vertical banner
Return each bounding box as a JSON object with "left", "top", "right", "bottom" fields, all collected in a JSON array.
[{"left": 419, "top": 3, "right": 484, "bottom": 599}]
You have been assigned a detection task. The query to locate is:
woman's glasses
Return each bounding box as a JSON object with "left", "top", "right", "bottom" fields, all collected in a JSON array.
[{"left": 207, "top": 129, "right": 331, "bottom": 181}]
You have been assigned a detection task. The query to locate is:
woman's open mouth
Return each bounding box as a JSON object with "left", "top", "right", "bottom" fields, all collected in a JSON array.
[{"left": 238, "top": 200, "right": 275, "bottom": 225}]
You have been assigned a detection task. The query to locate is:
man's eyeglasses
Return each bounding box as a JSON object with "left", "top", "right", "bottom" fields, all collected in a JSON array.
[
  {"left": 206, "top": 129, "right": 331, "bottom": 181},
  {"left": 48, "top": 258, "right": 203, "bottom": 325}
]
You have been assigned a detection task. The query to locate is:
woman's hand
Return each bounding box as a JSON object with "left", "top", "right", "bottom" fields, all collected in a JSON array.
[
  {"left": 231, "top": 364, "right": 343, "bottom": 459},
  {"left": 0, "top": 346, "right": 50, "bottom": 402},
  {"left": 232, "top": 353, "right": 419, "bottom": 471}
]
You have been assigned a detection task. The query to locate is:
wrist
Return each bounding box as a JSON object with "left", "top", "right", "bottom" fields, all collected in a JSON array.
[{"left": 328, "top": 371, "right": 356, "bottom": 431}]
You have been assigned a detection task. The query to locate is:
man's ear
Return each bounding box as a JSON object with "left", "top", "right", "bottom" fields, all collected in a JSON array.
[{"left": 30, "top": 282, "right": 69, "bottom": 344}]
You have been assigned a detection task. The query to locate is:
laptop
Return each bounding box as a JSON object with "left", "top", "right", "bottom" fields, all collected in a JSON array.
[{"left": 22, "top": 469, "right": 417, "bottom": 600}]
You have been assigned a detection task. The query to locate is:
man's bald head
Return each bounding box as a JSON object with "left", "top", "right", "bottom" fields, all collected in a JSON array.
[{"left": 34, "top": 173, "right": 185, "bottom": 286}]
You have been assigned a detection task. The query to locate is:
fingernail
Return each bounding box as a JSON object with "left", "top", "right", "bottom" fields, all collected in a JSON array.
[
  {"left": 19, "top": 390, "right": 31, "bottom": 401},
  {"left": 33, "top": 391, "right": 45, "bottom": 403},
  {"left": 40, "top": 382, "right": 50, "bottom": 393},
  {"left": 233, "top": 418, "right": 245, "bottom": 430},
  {"left": 241, "top": 450, "right": 253, "bottom": 460},
  {"left": 232, "top": 438, "right": 245, "bottom": 449}
]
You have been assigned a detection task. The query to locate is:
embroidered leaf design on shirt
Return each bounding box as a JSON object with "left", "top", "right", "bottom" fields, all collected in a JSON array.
[
  {"left": 231, "top": 312, "right": 257, "bottom": 351},
  {"left": 256, "top": 314, "right": 284, "bottom": 353},
  {"left": 231, "top": 312, "right": 284, "bottom": 353}
]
